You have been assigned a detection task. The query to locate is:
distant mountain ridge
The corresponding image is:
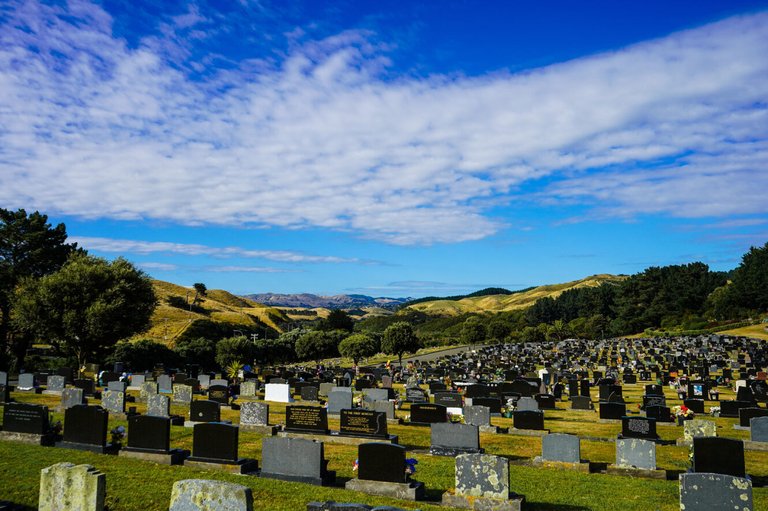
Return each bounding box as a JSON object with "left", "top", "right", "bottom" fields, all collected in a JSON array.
[{"left": 243, "top": 292, "right": 411, "bottom": 309}]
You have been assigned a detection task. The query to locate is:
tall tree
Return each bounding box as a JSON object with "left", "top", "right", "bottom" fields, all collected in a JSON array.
[
  {"left": 295, "top": 330, "right": 343, "bottom": 362},
  {"left": 13, "top": 254, "right": 156, "bottom": 371},
  {"left": 192, "top": 282, "right": 207, "bottom": 305},
  {"left": 726, "top": 242, "right": 768, "bottom": 314},
  {"left": 0, "top": 208, "right": 79, "bottom": 370},
  {"left": 381, "top": 321, "right": 422, "bottom": 368},
  {"left": 318, "top": 309, "right": 354, "bottom": 332},
  {"left": 338, "top": 333, "right": 379, "bottom": 366},
  {"left": 460, "top": 316, "right": 487, "bottom": 345}
]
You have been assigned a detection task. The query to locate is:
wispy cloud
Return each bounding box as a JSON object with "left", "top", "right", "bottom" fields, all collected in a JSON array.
[
  {"left": 137, "top": 262, "right": 178, "bottom": 271},
  {"left": 70, "top": 236, "right": 358, "bottom": 263},
  {"left": 205, "top": 265, "right": 295, "bottom": 273},
  {"left": 1, "top": 2, "right": 767, "bottom": 244}
]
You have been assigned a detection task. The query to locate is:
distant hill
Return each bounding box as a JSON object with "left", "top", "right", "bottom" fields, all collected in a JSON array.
[
  {"left": 406, "top": 274, "right": 625, "bottom": 315},
  {"left": 243, "top": 292, "right": 410, "bottom": 310},
  {"left": 131, "top": 280, "right": 290, "bottom": 346}
]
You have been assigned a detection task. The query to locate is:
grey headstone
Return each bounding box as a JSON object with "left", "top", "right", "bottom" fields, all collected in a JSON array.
[
  {"left": 454, "top": 453, "right": 509, "bottom": 499},
  {"left": 18, "top": 373, "right": 35, "bottom": 389},
  {"left": 61, "top": 388, "right": 84, "bottom": 409},
  {"left": 615, "top": 438, "right": 656, "bottom": 470},
  {"left": 373, "top": 400, "right": 396, "bottom": 420},
  {"left": 107, "top": 381, "right": 127, "bottom": 393},
  {"left": 684, "top": 419, "right": 717, "bottom": 442},
  {"left": 318, "top": 382, "right": 335, "bottom": 397},
  {"left": 129, "top": 374, "right": 145, "bottom": 388},
  {"left": 198, "top": 375, "right": 211, "bottom": 389},
  {"left": 240, "top": 401, "right": 270, "bottom": 426},
  {"left": 140, "top": 381, "right": 158, "bottom": 400},
  {"left": 679, "top": 473, "right": 753, "bottom": 511},
  {"left": 464, "top": 405, "right": 491, "bottom": 427},
  {"left": 362, "top": 388, "right": 388, "bottom": 406},
  {"left": 431, "top": 423, "right": 480, "bottom": 452},
  {"left": 173, "top": 384, "right": 193, "bottom": 404},
  {"left": 261, "top": 436, "right": 330, "bottom": 482},
  {"left": 542, "top": 433, "right": 580, "bottom": 463},
  {"left": 47, "top": 375, "right": 66, "bottom": 392},
  {"left": 101, "top": 390, "right": 125, "bottom": 414},
  {"left": 146, "top": 394, "right": 171, "bottom": 418},
  {"left": 169, "top": 479, "right": 253, "bottom": 511},
  {"left": 331, "top": 386, "right": 353, "bottom": 393},
  {"left": 157, "top": 374, "right": 173, "bottom": 393},
  {"left": 328, "top": 390, "right": 353, "bottom": 415},
  {"left": 210, "top": 378, "right": 228, "bottom": 387},
  {"left": 39, "top": 462, "right": 106, "bottom": 511},
  {"left": 0, "top": 371, "right": 7, "bottom": 386},
  {"left": 240, "top": 381, "right": 258, "bottom": 397},
  {"left": 382, "top": 375, "right": 393, "bottom": 388},
  {"left": 516, "top": 396, "right": 539, "bottom": 411},
  {"left": 751, "top": 416, "right": 768, "bottom": 442}
]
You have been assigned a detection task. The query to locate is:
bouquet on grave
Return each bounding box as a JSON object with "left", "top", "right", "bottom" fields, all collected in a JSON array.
[
  {"left": 352, "top": 458, "right": 359, "bottom": 472},
  {"left": 709, "top": 406, "right": 720, "bottom": 417},
  {"left": 672, "top": 405, "right": 694, "bottom": 419},
  {"left": 448, "top": 412, "right": 465, "bottom": 424},
  {"left": 110, "top": 425, "right": 126, "bottom": 445},
  {"left": 405, "top": 458, "right": 418, "bottom": 475}
]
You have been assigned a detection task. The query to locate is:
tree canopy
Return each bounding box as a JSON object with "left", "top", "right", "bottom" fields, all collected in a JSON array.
[
  {"left": 338, "top": 333, "right": 379, "bottom": 365},
  {"left": 381, "top": 321, "right": 422, "bottom": 367},
  {"left": 294, "top": 330, "right": 343, "bottom": 361},
  {"left": 13, "top": 253, "right": 156, "bottom": 370}
]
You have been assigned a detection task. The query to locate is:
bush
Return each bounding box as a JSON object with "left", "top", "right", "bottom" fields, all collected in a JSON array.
[
  {"left": 215, "top": 336, "right": 257, "bottom": 369},
  {"left": 105, "top": 339, "right": 180, "bottom": 372}
]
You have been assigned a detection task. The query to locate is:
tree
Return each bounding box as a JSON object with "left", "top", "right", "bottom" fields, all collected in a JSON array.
[
  {"left": 215, "top": 336, "right": 256, "bottom": 370},
  {"left": 318, "top": 309, "right": 354, "bottom": 332},
  {"left": 192, "top": 282, "right": 207, "bottom": 305},
  {"left": 545, "top": 319, "right": 571, "bottom": 342},
  {"left": 461, "top": 317, "right": 487, "bottom": 345},
  {"left": 174, "top": 336, "right": 217, "bottom": 370},
  {"left": 338, "top": 333, "right": 379, "bottom": 366},
  {"left": 294, "top": 330, "right": 342, "bottom": 362},
  {"left": 106, "top": 339, "right": 180, "bottom": 372},
  {"left": 724, "top": 242, "right": 768, "bottom": 314},
  {"left": 13, "top": 253, "right": 156, "bottom": 371},
  {"left": 487, "top": 319, "right": 512, "bottom": 343},
  {"left": 0, "top": 208, "right": 79, "bottom": 370},
  {"left": 381, "top": 321, "right": 422, "bottom": 368}
]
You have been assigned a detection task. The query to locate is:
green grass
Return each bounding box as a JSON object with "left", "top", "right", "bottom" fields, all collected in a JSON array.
[{"left": 2, "top": 380, "right": 767, "bottom": 511}]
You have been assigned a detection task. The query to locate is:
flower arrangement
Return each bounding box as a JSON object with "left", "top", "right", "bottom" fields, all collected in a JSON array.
[
  {"left": 673, "top": 405, "right": 694, "bottom": 418},
  {"left": 709, "top": 406, "right": 721, "bottom": 417},
  {"left": 448, "top": 413, "right": 465, "bottom": 424},
  {"left": 405, "top": 458, "right": 418, "bottom": 475},
  {"left": 110, "top": 425, "right": 126, "bottom": 445}
]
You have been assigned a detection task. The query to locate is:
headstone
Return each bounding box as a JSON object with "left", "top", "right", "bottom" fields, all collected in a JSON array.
[
  {"left": 645, "top": 405, "right": 673, "bottom": 422},
  {"left": 513, "top": 410, "right": 545, "bottom": 430},
  {"left": 125, "top": 415, "right": 172, "bottom": 453},
  {"left": 515, "top": 397, "right": 538, "bottom": 411},
  {"left": 571, "top": 396, "right": 592, "bottom": 410},
  {"left": 357, "top": 443, "right": 408, "bottom": 483},
  {"left": 373, "top": 400, "right": 396, "bottom": 420},
  {"left": 720, "top": 400, "right": 753, "bottom": 417},
  {"left": 430, "top": 423, "right": 482, "bottom": 455},
  {"left": 692, "top": 437, "right": 745, "bottom": 477},
  {"left": 684, "top": 419, "right": 717, "bottom": 442},
  {"left": 157, "top": 374, "right": 173, "bottom": 393},
  {"left": 261, "top": 436, "right": 337, "bottom": 486},
  {"left": 207, "top": 384, "right": 229, "bottom": 405},
  {"left": 189, "top": 423, "right": 240, "bottom": 463},
  {"left": 750, "top": 416, "right": 768, "bottom": 442},
  {"left": 101, "top": 390, "right": 125, "bottom": 415},
  {"left": 240, "top": 381, "right": 258, "bottom": 398},
  {"left": 409, "top": 403, "right": 447, "bottom": 425},
  {"left": 107, "top": 380, "right": 127, "bottom": 393},
  {"left": 62, "top": 405, "right": 109, "bottom": 447},
  {"left": 471, "top": 397, "right": 503, "bottom": 414},
  {"left": 0, "top": 383, "right": 8, "bottom": 403},
  {"left": 327, "top": 390, "right": 353, "bottom": 415},
  {"left": 2, "top": 402, "right": 49, "bottom": 434},
  {"left": 61, "top": 388, "right": 85, "bottom": 409},
  {"left": 405, "top": 387, "right": 428, "bottom": 403},
  {"left": 739, "top": 407, "right": 768, "bottom": 428},
  {"left": 454, "top": 453, "right": 509, "bottom": 499},
  {"left": 642, "top": 395, "right": 666, "bottom": 408},
  {"left": 210, "top": 378, "right": 228, "bottom": 387},
  {"left": 240, "top": 401, "right": 271, "bottom": 426},
  {"left": 264, "top": 383, "right": 292, "bottom": 403},
  {"left": 340, "top": 409, "right": 388, "bottom": 438},
  {"left": 129, "top": 374, "right": 145, "bottom": 388},
  {"left": 679, "top": 473, "right": 753, "bottom": 511},
  {"left": 18, "top": 373, "right": 35, "bottom": 390},
  {"left": 683, "top": 399, "right": 705, "bottom": 414},
  {"left": 189, "top": 400, "right": 220, "bottom": 423},
  {"left": 173, "top": 384, "right": 193, "bottom": 404},
  {"left": 197, "top": 374, "right": 211, "bottom": 389},
  {"left": 615, "top": 438, "right": 657, "bottom": 470},
  {"left": 318, "top": 382, "right": 335, "bottom": 397},
  {"left": 464, "top": 406, "right": 491, "bottom": 427},
  {"left": 39, "top": 463, "right": 105, "bottom": 511},
  {"left": 599, "top": 402, "right": 626, "bottom": 420},
  {"left": 285, "top": 405, "right": 329, "bottom": 434},
  {"left": 140, "top": 381, "right": 158, "bottom": 400},
  {"left": 620, "top": 416, "right": 658, "bottom": 440},
  {"left": 146, "top": 394, "right": 171, "bottom": 418},
  {"left": 362, "top": 388, "right": 388, "bottom": 406},
  {"left": 46, "top": 375, "right": 65, "bottom": 393},
  {"left": 169, "top": 479, "right": 253, "bottom": 511},
  {"left": 541, "top": 433, "right": 580, "bottom": 463},
  {"left": 534, "top": 393, "right": 556, "bottom": 410},
  {"left": 301, "top": 385, "right": 319, "bottom": 402},
  {"left": 0, "top": 371, "right": 7, "bottom": 386},
  {"left": 381, "top": 375, "right": 393, "bottom": 388}
]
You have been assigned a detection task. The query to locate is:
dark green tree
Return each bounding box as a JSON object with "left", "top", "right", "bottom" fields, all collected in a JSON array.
[
  {"left": 192, "top": 282, "right": 207, "bottom": 305},
  {"left": 487, "top": 319, "right": 512, "bottom": 342},
  {"left": 460, "top": 316, "right": 487, "bottom": 345},
  {"left": 724, "top": 242, "right": 768, "bottom": 314},
  {"left": 106, "top": 339, "right": 180, "bottom": 372},
  {"left": 13, "top": 253, "right": 156, "bottom": 371},
  {"left": 318, "top": 309, "right": 354, "bottom": 332},
  {"left": 0, "top": 208, "right": 79, "bottom": 369},
  {"left": 295, "top": 330, "right": 342, "bottom": 362},
  {"left": 215, "top": 335, "right": 256, "bottom": 369},
  {"left": 338, "top": 333, "right": 379, "bottom": 366},
  {"left": 174, "top": 337, "right": 217, "bottom": 370},
  {"left": 381, "top": 321, "right": 422, "bottom": 368}
]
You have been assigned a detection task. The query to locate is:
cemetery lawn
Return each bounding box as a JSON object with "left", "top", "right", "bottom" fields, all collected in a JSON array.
[{"left": 2, "top": 386, "right": 768, "bottom": 511}]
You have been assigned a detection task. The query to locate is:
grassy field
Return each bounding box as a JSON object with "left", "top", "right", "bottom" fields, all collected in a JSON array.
[
  {"left": 720, "top": 323, "right": 768, "bottom": 341},
  {"left": 406, "top": 274, "right": 625, "bottom": 316},
  {"left": 1, "top": 381, "right": 766, "bottom": 511}
]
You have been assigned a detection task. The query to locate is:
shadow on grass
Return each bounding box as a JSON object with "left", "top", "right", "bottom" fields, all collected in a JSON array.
[
  {"left": 0, "top": 501, "right": 34, "bottom": 511},
  {"left": 525, "top": 503, "right": 591, "bottom": 511}
]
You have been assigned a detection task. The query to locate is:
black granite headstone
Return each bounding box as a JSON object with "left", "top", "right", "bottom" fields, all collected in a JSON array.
[
  {"left": 645, "top": 405, "right": 673, "bottom": 422},
  {"left": 285, "top": 405, "right": 330, "bottom": 434},
  {"left": 683, "top": 399, "right": 705, "bottom": 414},
  {"left": 339, "top": 409, "right": 388, "bottom": 438},
  {"left": 190, "top": 400, "right": 221, "bottom": 422},
  {"left": 62, "top": 405, "right": 108, "bottom": 446},
  {"left": 2, "top": 402, "right": 49, "bottom": 434},
  {"left": 739, "top": 407, "right": 768, "bottom": 428},
  {"left": 126, "top": 415, "right": 171, "bottom": 452},
  {"left": 409, "top": 403, "right": 447, "bottom": 425},
  {"left": 513, "top": 410, "right": 545, "bottom": 430},
  {"left": 471, "top": 397, "right": 502, "bottom": 413},
  {"left": 620, "top": 416, "right": 659, "bottom": 440},
  {"left": 207, "top": 384, "right": 229, "bottom": 405},
  {"left": 190, "top": 422, "right": 239, "bottom": 462},
  {"left": 433, "top": 392, "right": 463, "bottom": 408},
  {"left": 693, "top": 437, "right": 745, "bottom": 477},
  {"left": 599, "top": 402, "right": 626, "bottom": 420}
]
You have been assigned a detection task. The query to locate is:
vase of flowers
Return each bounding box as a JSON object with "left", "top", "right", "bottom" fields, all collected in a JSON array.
[{"left": 673, "top": 405, "right": 694, "bottom": 426}]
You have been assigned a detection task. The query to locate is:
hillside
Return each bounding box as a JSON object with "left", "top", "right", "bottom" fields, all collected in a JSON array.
[
  {"left": 244, "top": 292, "right": 409, "bottom": 309},
  {"left": 130, "top": 280, "right": 290, "bottom": 346},
  {"left": 407, "top": 274, "right": 625, "bottom": 315}
]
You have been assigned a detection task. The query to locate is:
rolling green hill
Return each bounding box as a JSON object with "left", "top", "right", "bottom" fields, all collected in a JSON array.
[
  {"left": 406, "top": 274, "right": 625, "bottom": 315},
  {"left": 129, "top": 280, "right": 290, "bottom": 346}
]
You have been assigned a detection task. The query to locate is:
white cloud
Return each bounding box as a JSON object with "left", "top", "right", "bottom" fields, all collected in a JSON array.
[
  {"left": 70, "top": 236, "right": 358, "bottom": 263},
  {"left": 205, "top": 266, "right": 294, "bottom": 273},
  {"left": 137, "top": 262, "right": 178, "bottom": 271},
  {"left": 1, "top": 2, "right": 767, "bottom": 244}
]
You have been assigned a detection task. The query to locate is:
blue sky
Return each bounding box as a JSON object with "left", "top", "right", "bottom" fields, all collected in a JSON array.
[{"left": 2, "top": 1, "right": 767, "bottom": 298}]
